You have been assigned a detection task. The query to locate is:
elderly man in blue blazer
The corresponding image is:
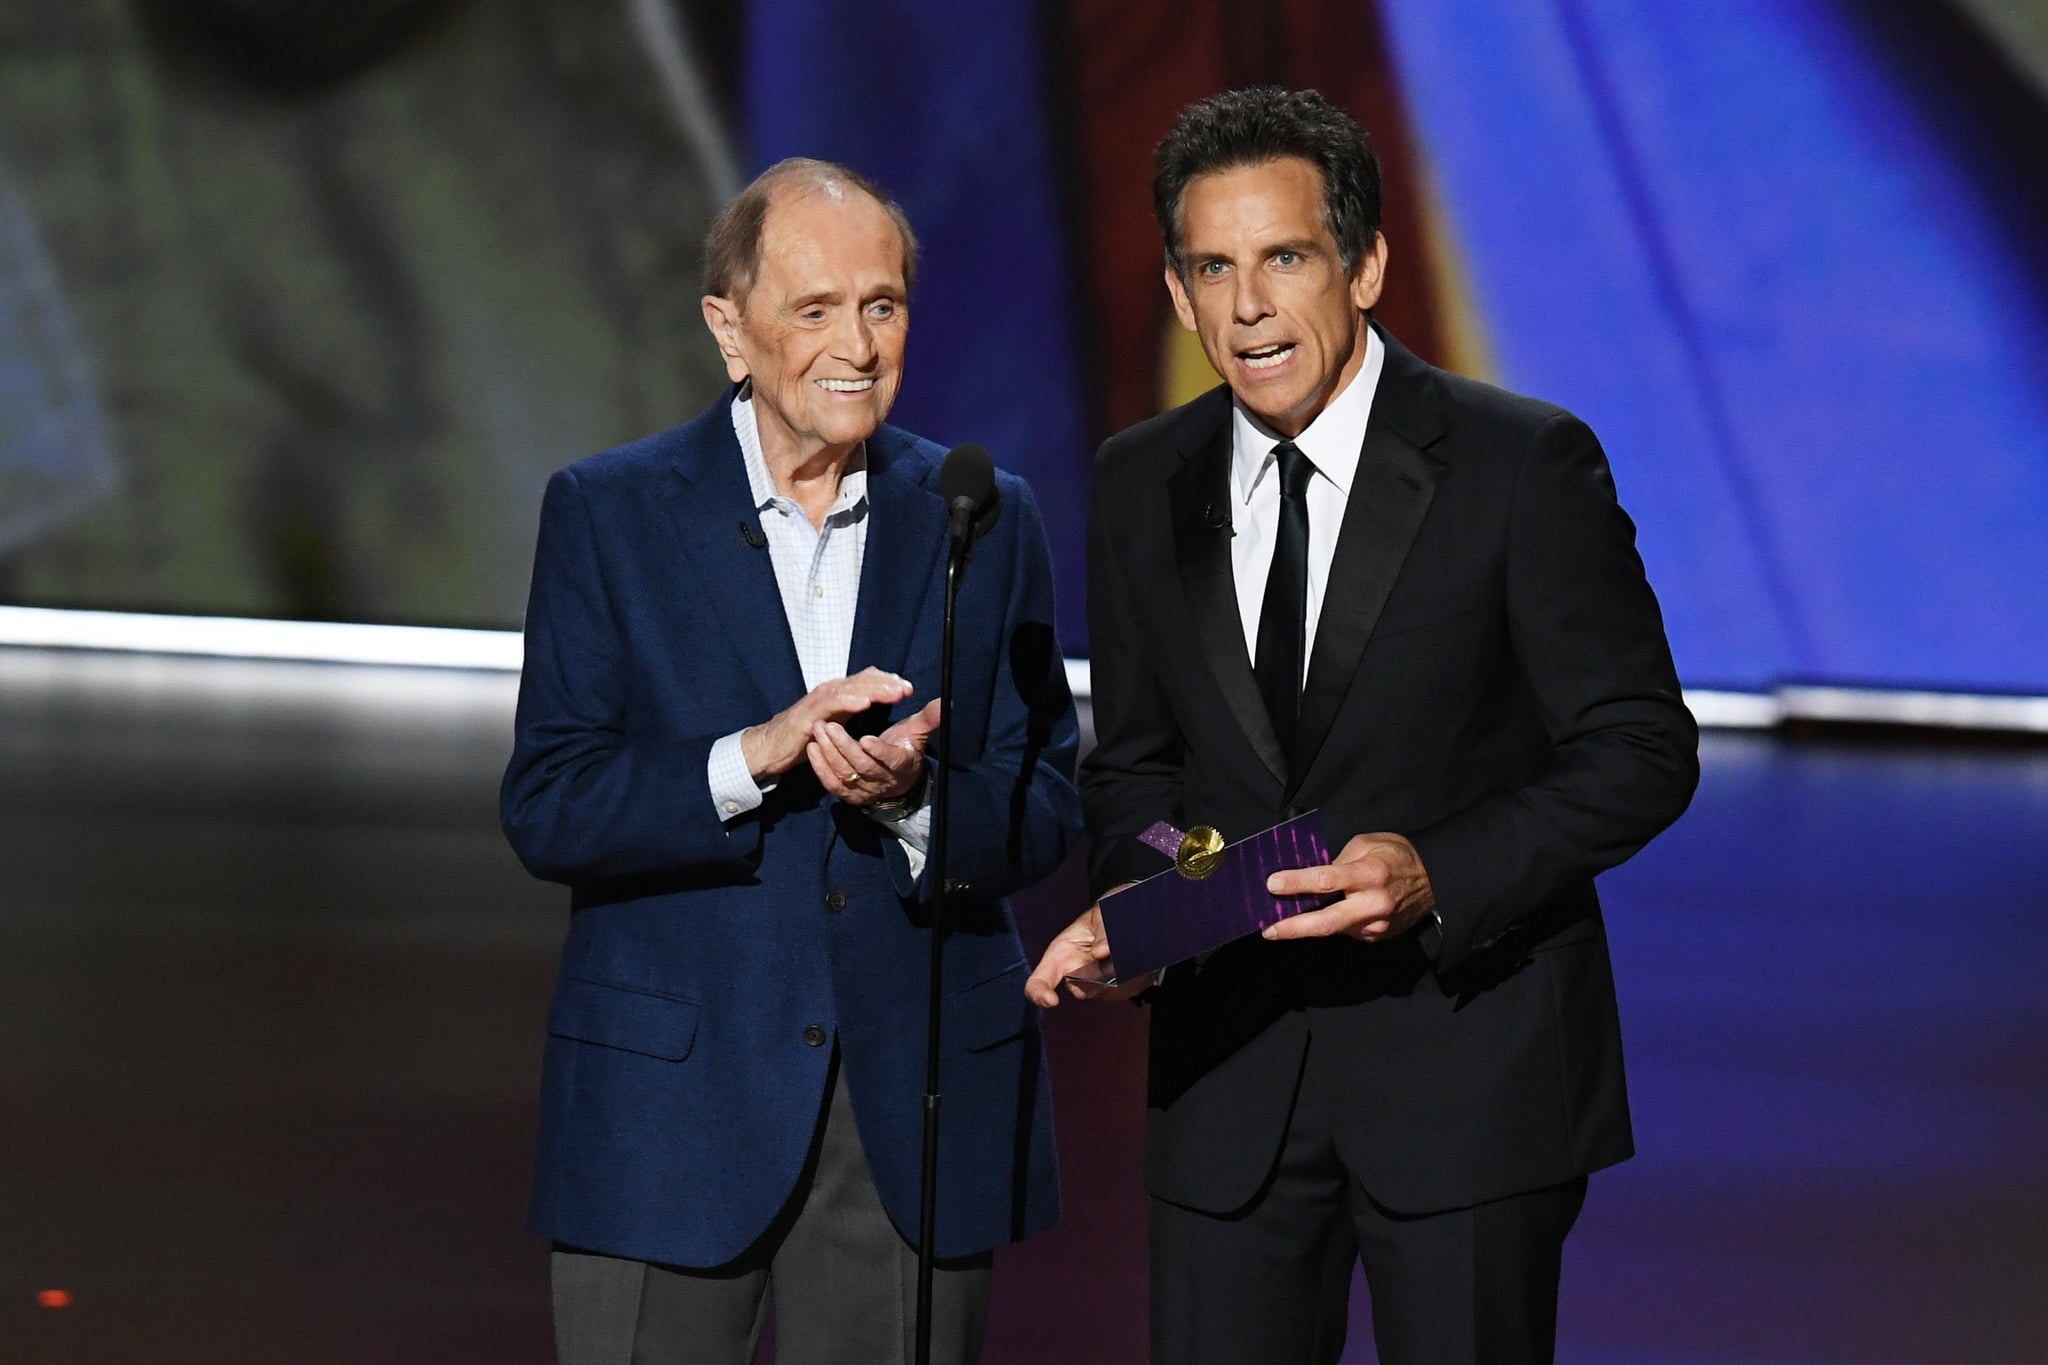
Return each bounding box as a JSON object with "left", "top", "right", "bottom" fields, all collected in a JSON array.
[{"left": 502, "top": 158, "right": 1081, "bottom": 1365}]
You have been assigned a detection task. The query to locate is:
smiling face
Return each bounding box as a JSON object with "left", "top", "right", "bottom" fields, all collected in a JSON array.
[
  {"left": 701, "top": 183, "right": 908, "bottom": 467},
  {"left": 1164, "top": 157, "right": 1386, "bottom": 438}
]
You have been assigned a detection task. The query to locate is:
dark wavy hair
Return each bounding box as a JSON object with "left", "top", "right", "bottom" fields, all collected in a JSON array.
[{"left": 1152, "top": 87, "right": 1381, "bottom": 280}]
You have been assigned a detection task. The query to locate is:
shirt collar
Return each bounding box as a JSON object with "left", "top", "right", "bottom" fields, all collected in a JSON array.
[
  {"left": 1230, "top": 326, "right": 1384, "bottom": 505},
  {"left": 731, "top": 382, "right": 868, "bottom": 519}
]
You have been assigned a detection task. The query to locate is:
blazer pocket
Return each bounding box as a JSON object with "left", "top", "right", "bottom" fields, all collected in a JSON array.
[
  {"left": 946, "top": 962, "right": 1034, "bottom": 1054},
  {"left": 548, "top": 976, "right": 701, "bottom": 1060}
]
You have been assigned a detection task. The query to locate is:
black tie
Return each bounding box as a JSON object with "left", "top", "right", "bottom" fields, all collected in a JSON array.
[{"left": 1254, "top": 441, "right": 1312, "bottom": 749}]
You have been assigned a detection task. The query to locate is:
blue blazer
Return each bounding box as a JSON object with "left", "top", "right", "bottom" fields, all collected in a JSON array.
[{"left": 502, "top": 393, "right": 1081, "bottom": 1266}]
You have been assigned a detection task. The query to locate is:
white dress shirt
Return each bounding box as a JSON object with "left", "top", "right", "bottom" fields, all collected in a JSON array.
[
  {"left": 1229, "top": 328, "right": 1386, "bottom": 675},
  {"left": 706, "top": 389, "right": 931, "bottom": 871}
]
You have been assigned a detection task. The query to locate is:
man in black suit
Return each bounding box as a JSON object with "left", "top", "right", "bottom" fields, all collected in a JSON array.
[{"left": 1027, "top": 87, "right": 1699, "bottom": 1364}]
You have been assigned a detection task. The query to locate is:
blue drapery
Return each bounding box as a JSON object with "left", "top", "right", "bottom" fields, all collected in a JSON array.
[
  {"left": 1380, "top": 0, "right": 2048, "bottom": 691},
  {"left": 743, "top": 3, "right": 1093, "bottom": 650}
]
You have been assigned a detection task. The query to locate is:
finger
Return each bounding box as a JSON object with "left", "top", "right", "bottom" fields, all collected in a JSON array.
[
  {"left": 1261, "top": 906, "right": 1346, "bottom": 940},
  {"left": 1026, "top": 955, "right": 1081, "bottom": 1008},
  {"left": 1266, "top": 863, "right": 1349, "bottom": 897},
  {"left": 810, "top": 730, "right": 864, "bottom": 787},
  {"left": 876, "top": 697, "right": 942, "bottom": 749},
  {"left": 1337, "top": 852, "right": 1392, "bottom": 888},
  {"left": 1262, "top": 900, "right": 1382, "bottom": 941},
  {"left": 857, "top": 739, "right": 924, "bottom": 795},
  {"left": 816, "top": 672, "right": 911, "bottom": 722},
  {"left": 805, "top": 740, "right": 856, "bottom": 800},
  {"left": 821, "top": 689, "right": 883, "bottom": 722},
  {"left": 1272, "top": 848, "right": 1392, "bottom": 895},
  {"left": 858, "top": 734, "right": 919, "bottom": 773},
  {"left": 1275, "top": 892, "right": 1396, "bottom": 940},
  {"left": 849, "top": 668, "right": 914, "bottom": 702},
  {"left": 817, "top": 722, "right": 889, "bottom": 783}
]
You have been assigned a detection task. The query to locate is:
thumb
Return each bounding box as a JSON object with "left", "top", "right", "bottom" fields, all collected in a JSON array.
[{"left": 877, "top": 697, "right": 942, "bottom": 753}]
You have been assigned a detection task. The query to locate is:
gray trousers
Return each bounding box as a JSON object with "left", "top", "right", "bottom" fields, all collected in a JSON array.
[{"left": 551, "top": 1052, "right": 991, "bottom": 1365}]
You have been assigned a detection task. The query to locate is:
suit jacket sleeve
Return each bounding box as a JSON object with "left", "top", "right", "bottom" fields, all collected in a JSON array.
[
  {"left": 1408, "top": 413, "right": 1700, "bottom": 972},
  {"left": 499, "top": 466, "right": 763, "bottom": 884},
  {"left": 1078, "top": 449, "right": 1184, "bottom": 899},
  {"left": 888, "top": 477, "right": 1082, "bottom": 902}
]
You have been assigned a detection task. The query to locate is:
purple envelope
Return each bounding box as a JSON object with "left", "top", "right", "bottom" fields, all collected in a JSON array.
[{"left": 1086, "top": 810, "right": 1339, "bottom": 983}]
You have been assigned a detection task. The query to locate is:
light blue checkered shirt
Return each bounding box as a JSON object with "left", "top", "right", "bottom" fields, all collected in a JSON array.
[{"left": 706, "top": 390, "right": 931, "bottom": 871}]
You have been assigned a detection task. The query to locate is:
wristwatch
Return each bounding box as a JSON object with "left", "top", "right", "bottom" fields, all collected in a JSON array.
[{"left": 866, "top": 762, "right": 929, "bottom": 816}]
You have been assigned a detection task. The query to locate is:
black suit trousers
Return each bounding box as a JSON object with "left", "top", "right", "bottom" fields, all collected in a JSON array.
[{"left": 1149, "top": 1028, "right": 1587, "bottom": 1365}]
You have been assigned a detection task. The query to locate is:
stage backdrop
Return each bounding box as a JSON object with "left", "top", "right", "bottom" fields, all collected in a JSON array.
[{"left": 3, "top": 0, "right": 2044, "bottom": 694}]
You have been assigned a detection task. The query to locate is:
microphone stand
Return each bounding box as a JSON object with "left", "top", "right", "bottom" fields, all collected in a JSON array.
[{"left": 914, "top": 525, "right": 967, "bottom": 1365}]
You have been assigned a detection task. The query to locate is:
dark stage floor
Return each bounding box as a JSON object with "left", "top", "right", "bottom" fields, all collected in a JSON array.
[{"left": 2, "top": 649, "right": 2044, "bottom": 1363}]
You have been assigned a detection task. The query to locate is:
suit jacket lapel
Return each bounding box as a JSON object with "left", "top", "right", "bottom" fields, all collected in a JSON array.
[
  {"left": 1287, "top": 331, "right": 1446, "bottom": 795},
  {"left": 663, "top": 397, "right": 808, "bottom": 709},
  {"left": 1169, "top": 410, "right": 1287, "bottom": 786},
  {"left": 848, "top": 429, "right": 946, "bottom": 676}
]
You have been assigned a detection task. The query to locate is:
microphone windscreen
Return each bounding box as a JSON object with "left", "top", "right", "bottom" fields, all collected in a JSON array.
[{"left": 939, "top": 443, "right": 997, "bottom": 513}]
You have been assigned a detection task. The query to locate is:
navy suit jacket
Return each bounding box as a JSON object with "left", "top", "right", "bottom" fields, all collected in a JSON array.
[{"left": 502, "top": 392, "right": 1080, "bottom": 1266}]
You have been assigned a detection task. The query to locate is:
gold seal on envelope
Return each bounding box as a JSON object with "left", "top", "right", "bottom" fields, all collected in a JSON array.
[{"left": 1176, "top": 825, "right": 1226, "bottom": 880}]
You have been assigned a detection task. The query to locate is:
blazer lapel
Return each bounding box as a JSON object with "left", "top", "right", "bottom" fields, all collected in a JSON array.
[
  {"left": 847, "top": 429, "right": 947, "bottom": 677},
  {"left": 1169, "top": 412, "right": 1287, "bottom": 786},
  {"left": 1286, "top": 332, "right": 1446, "bottom": 794},
  {"left": 662, "top": 399, "right": 808, "bottom": 709}
]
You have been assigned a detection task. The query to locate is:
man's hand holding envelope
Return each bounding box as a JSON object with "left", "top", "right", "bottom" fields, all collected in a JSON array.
[{"left": 1029, "top": 812, "right": 1445, "bottom": 1008}]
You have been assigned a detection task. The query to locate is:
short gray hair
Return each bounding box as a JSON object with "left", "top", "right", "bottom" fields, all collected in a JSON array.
[{"left": 702, "top": 157, "right": 919, "bottom": 302}]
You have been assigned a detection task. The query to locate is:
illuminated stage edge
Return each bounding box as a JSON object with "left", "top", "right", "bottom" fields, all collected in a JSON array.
[{"left": 3, "top": 605, "right": 2043, "bottom": 734}]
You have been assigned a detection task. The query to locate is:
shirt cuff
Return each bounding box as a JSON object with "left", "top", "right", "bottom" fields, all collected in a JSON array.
[
  {"left": 868, "top": 803, "right": 931, "bottom": 879},
  {"left": 708, "top": 730, "right": 768, "bottom": 823}
]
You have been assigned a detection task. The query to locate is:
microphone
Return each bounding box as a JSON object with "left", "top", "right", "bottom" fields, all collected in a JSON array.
[
  {"left": 738, "top": 520, "right": 767, "bottom": 549},
  {"left": 917, "top": 439, "right": 1002, "bottom": 1361},
  {"left": 939, "top": 443, "right": 1001, "bottom": 550}
]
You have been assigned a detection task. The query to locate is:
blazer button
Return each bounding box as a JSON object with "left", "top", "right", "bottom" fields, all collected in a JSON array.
[
  {"left": 824, "top": 889, "right": 847, "bottom": 912},
  {"left": 802, "top": 1024, "right": 827, "bottom": 1048}
]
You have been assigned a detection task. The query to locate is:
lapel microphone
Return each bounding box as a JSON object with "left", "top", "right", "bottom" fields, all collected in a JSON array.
[
  {"left": 1204, "top": 502, "right": 1233, "bottom": 533},
  {"left": 738, "top": 520, "right": 767, "bottom": 550}
]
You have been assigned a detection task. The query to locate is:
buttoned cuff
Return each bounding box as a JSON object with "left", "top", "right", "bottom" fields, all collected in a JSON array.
[
  {"left": 868, "top": 803, "right": 931, "bottom": 879},
  {"left": 708, "top": 730, "right": 769, "bottom": 823}
]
